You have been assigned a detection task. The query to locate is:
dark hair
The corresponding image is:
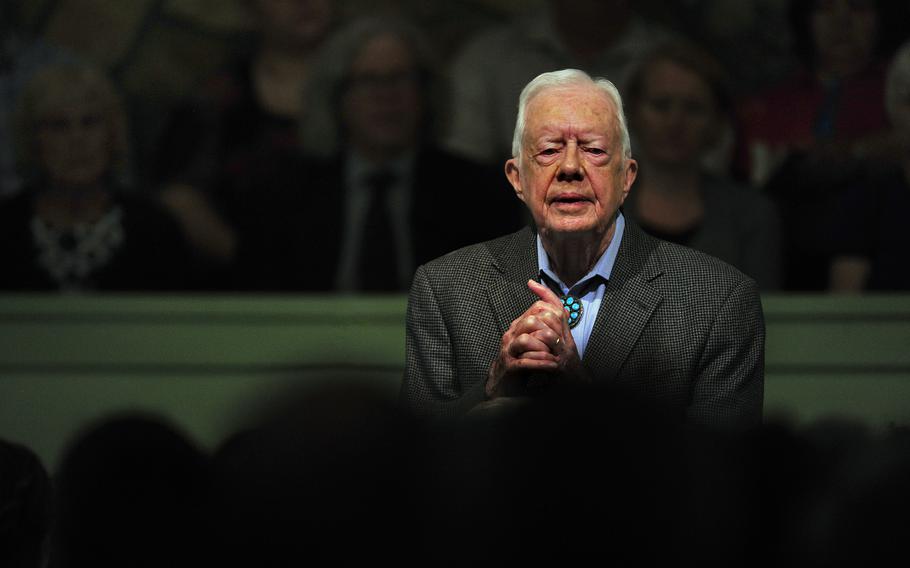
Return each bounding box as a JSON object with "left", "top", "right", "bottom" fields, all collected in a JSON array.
[{"left": 624, "top": 40, "right": 733, "bottom": 115}]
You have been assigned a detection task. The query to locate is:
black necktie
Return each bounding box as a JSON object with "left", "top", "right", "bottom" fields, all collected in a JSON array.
[{"left": 359, "top": 170, "right": 399, "bottom": 291}]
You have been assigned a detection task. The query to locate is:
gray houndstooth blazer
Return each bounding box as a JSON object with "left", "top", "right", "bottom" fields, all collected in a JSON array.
[{"left": 401, "top": 220, "right": 764, "bottom": 425}]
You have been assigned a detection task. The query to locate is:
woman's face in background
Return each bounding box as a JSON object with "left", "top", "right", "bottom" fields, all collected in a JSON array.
[
  {"left": 35, "top": 97, "right": 112, "bottom": 189},
  {"left": 631, "top": 60, "right": 719, "bottom": 169}
]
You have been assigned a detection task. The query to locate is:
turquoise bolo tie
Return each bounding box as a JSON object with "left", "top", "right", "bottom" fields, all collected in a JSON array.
[
  {"left": 539, "top": 274, "right": 585, "bottom": 330},
  {"left": 561, "top": 294, "right": 583, "bottom": 329}
]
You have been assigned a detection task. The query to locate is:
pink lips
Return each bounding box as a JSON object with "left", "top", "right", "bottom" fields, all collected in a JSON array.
[{"left": 550, "top": 193, "right": 590, "bottom": 206}]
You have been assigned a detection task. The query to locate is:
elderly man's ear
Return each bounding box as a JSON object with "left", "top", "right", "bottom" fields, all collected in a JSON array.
[
  {"left": 505, "top": 158, "right": 525, "bottom": 203},
  {"left": 621, "top": 159, "right": 638, "bottom": 199}
]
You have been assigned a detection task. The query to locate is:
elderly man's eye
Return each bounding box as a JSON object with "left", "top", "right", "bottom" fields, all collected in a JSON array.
[{"left": 584, "top": 147, "right": 606, "bottom": 155}]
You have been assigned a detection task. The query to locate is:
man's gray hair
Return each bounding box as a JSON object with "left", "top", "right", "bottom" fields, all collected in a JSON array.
[
  {"left": 299, "top": 16, "right": 446, "bottom": 158},
  {"left": 511, "top": 69, "right": 631, "bottom": 161}
]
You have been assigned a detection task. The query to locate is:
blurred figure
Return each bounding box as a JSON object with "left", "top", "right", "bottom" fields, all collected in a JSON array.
[
  {"left": 437, "top": 383, "right": 691, "bottom": 565},
  {"left": 51, "top": 413, "right": 210, "bottom": 568},
  {"left": 830, "top": 41, "right": 910, "bottom": 292},
  {"left": 806, "top": 425, "right": 910, "bottom": 567},
  {"left": 229, "top": 16, "right": 521, "bottom": 291},
  {"left": 209, "top": 380, "right": 434, "bottom": 566},
  {"left": 0, "top": 1, "right": 76, "bottom": 198},
  {"left": 737, "top": 0, "right": 907, "bottom": 290},
  {"left": 624, "top": 42, "right": 782, "bottom": 290},
  {"left": 153, "top": 0, "right": 336, "bottom": 274},
  {"left": 0, "top": 62, "right": 190, "bottom": 291},
  {"left": 445, "top": 0, "right": 674, "bottom": 164},
  {"left": 0, "top": 439, "right": 51, "bottom": 568}
]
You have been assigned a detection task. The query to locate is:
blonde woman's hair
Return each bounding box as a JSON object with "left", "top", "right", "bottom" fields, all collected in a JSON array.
[{"left": 14, "top": 62, "right": 131, "bottom": 185}]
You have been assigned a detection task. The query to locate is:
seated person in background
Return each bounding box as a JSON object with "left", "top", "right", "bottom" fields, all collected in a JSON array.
[
  {"left": 0, "top": 439, "right": 51, "bottom": 568},
  {"left": 0, "top": 62, "right": 190, "bottom": 291},
  {"left": 623, "top": 41, "right": 782, "bottom": 290},
  {"left": 445, "top": 0, "right": 674, "bottom": 165},
  {"left": 402, "top": 69, "right": 765, "bottom": 426},
  {"left": 0, "top": 1, "right": 77, "bottom": 199},
  {"left": 830, "top": 41, "right": 910, "bottom": 292},
  {"left": 229, "top": 16, "right": 522, "bottom": 292},
  {"left": 152, "top": 0, "right": 336, "bottom": 273},
  {"left": 737, "top": 0, "right": 906, "bottom": 290},
  {"left": 51, "top": 414, "right": 210, "bottom": 568}
]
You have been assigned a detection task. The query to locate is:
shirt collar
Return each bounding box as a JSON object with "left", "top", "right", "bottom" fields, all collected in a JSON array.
[{"left": 536, "top": 212, "right": 625, "bottom": 294}]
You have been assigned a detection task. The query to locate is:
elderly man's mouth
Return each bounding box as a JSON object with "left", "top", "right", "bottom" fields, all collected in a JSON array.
[{"left": 551, "top": 194, "right": 590, "bottom": 208}]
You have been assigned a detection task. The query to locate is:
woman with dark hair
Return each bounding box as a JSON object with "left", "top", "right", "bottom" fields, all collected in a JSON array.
[
  {"left": 625, "top": 41, "right": 782, "bottom": 290},
  {"left": 153, "top": 0, "right": 337, "bottom": 273}
]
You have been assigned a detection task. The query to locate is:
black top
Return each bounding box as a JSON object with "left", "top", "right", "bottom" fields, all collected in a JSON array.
[{"left": 0, "top": 188, "right": 192, "bottom": 291}]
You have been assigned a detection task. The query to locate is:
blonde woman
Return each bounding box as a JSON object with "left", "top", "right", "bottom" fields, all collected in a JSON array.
[{"left": 0, "top": 62, "right": 189, "bottom": 291}]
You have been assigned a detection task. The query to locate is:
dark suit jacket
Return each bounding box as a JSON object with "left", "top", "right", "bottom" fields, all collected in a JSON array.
[
  {"left": 225, "top": 146, "right": 523, "bottom": 291},
  {"left": 402, "top": 220, "right": 765, "bottom": 426}
]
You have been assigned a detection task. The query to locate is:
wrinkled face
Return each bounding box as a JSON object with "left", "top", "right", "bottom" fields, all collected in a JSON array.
[
  {"left": 255, "top": 0, "right": 333, "bottom": 49},
  {"left": 811, "top": 0, "right": 877, "bottom": 73},
  {"left": 505, "top": 85, "right": 637, "bottom": 242},
  {"left": 632, "top": 60, "right": 719, "bottom": 168},
  {"left": 35, "top": 99, "right": 111, "bottom": 188},
  {"left": 341, "top": 33, "right": 423, "bottom": 159}
]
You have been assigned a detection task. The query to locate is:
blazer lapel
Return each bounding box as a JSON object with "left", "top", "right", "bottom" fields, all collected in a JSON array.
[
  {"left": 583, "top": 221, "right": 664, "bottom": 381},
  {"left": 485, "top": 227, "right": 540, "bottom": 334}
]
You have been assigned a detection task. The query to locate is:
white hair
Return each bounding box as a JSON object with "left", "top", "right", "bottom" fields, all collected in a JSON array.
[
  {"left": 886, "top": 41, "right": 910, "bottom": 123},
  {"left": 511, "top": 69, "right": 632, "bottom": 161}
]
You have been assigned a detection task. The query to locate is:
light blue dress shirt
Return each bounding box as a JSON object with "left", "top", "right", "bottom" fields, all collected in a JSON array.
[{"left": 536, "top": 213, "right": 625, "bottom": 359}]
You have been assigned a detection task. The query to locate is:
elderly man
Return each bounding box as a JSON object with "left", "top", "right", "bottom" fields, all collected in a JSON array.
[{"left": 402, "top": 69, "right": 764, "bottom": 426}]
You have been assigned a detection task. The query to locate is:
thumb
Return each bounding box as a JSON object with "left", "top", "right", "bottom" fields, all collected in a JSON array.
[{"left": 527, "top": 279, "right": 563, "bottom": 307}]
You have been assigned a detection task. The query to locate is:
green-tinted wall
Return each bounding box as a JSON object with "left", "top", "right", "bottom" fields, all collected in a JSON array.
[{"left": 2, "top": 294, "right": 909, "bottom": 469}]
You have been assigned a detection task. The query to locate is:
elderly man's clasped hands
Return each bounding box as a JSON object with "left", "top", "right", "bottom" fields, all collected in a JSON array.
[{"left": 485, "top": 279, "right": 588, "bottom": 398}]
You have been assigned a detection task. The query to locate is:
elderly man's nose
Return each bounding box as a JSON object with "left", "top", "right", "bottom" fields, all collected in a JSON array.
[{"left": 556, "top": 145, "right": 583, "bottom": 181}]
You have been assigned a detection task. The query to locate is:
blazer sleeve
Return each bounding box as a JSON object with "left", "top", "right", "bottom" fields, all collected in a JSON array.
[
  {"left": 689, "top": 277, "right": 765, "bottom": 427},
  {"left": 401, "top": 265, "right": 487, "bottom": 417}
]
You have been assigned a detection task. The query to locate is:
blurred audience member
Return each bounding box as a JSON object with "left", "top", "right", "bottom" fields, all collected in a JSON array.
[
  {"left": 445, "top": 0, "right": 675, "bottom": 164},
  {"left": 624, "top": 42, "right": 782, "bottom": 290},
  {"left": 0, "top": 439, "right": 51, "bottom": 568},
  {"left": 209, "top": 380, "right": 434, "bottom": 566},
  {"left": 805, "top": 425, "right": 910, "bottom": 567},
  {"left": 1, "top": 1, "right": 77, "bottom": 198},
  {"left": 230, "top": 16, "right": 521, "bottom": 291},
  {"left": 51, "top": 414, "right": 210, "bottom": 568},
  {"left": 830, "top": 41, "right": 910, "bottom": 292},
  {"left": 153, "top": 0, "right": 336, "bottom": 271},
  {"left": 738, "top": 0, "right": 902, "bottom": 186},
  {"left": 0, "top": 62, "right": 190, "bottom": 291},
  {"left": 737, "top": 0, "right": 906, "bottom": 290},
  {"left": 439, "top": 383, "right": 692, "bottom": 565}
]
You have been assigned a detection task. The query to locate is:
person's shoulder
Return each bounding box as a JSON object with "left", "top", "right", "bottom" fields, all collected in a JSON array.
[{"left": 639, "top": 227, "right": 757, "bottom": 295}]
